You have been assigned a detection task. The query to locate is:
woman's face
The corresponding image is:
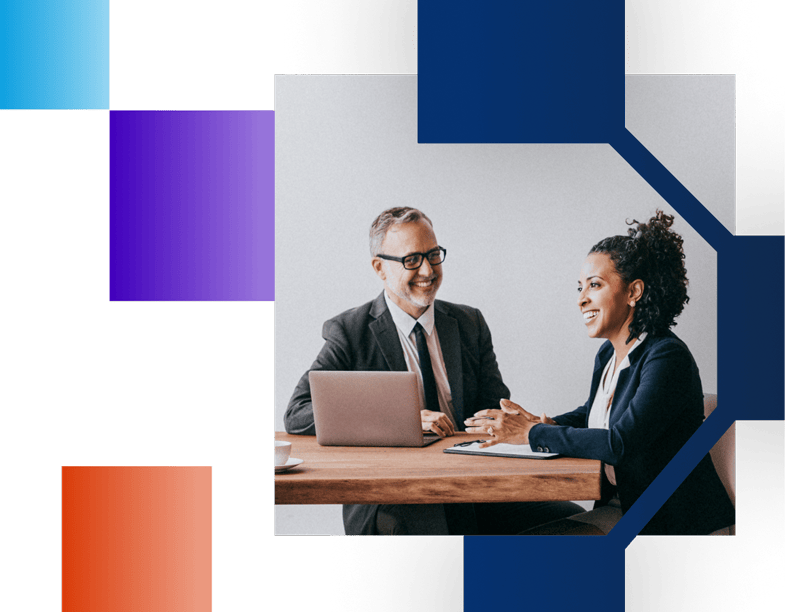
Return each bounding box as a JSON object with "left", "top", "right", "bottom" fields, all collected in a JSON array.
[{"left": 577, "top": 252, "right": 635, "bottom": 346}]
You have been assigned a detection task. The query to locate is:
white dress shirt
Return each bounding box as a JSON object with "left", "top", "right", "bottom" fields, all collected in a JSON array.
[
  {"left": 587, "top": 333, "right": 648, "bottom": 485},
  {"left": 384, "top": 291, "right": 457, "bottom": 426}
]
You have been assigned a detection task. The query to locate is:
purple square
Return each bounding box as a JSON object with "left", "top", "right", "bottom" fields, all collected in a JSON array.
[{"left": 110, "top": 111, "right": 274, "bottom": 300}]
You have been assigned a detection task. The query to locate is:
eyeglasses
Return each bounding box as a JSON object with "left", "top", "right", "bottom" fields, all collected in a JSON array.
[{"left": 376, "top": 247, "right": 447, "bottom": 270}]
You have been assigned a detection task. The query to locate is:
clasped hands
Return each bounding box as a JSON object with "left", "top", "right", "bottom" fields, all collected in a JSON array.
[{"left": 464, "top": 399, "right": 556, "bottom": 448}]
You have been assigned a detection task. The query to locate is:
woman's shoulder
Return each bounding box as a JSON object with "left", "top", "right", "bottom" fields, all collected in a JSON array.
[
  {"left": 642, "top": 330, "right": 691, "bottom": 352},
  {"left": 637, "top": 331, "right": 697, "bottom": 367}
]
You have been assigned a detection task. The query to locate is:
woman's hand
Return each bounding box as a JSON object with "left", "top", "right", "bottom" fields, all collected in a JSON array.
[
  {"left": 464, "top": 399, "right": 542, "bottom": 448},
  {"left": 499, "top": 400, "right": 558, "bottom": 425}
]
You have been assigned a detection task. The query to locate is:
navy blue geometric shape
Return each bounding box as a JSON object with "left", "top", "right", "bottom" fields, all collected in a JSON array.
[
  {"left": 418, "top": 1, "right": 625, "bottom": 143},
  {"left": 465, "top": 536, "right": 624, "bottom": 611}
]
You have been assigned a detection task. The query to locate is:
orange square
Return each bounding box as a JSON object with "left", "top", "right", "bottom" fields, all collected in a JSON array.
[{"left": 62, "top": 467, "right": 211, "bottom": 612}]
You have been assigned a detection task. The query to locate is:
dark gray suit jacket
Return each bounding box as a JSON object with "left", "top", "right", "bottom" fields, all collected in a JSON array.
[{"left": 284, "top": 292, "right": 510, "bottom": 534}]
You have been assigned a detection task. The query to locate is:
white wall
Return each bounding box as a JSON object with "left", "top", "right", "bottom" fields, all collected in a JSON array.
[
  {"left": 625, "top": 75, "right": 735, "bottom": 234},
  {"left": 274, "top": 75, "right": 733, "bottom": 534}
]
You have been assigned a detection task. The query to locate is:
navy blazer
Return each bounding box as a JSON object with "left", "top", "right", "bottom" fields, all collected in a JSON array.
[
  {"left": 529, "top": 332, "right": 734, "bottom": 535},
  {"left": 284, "top": 292, "right": 510, "bottom": 534}
]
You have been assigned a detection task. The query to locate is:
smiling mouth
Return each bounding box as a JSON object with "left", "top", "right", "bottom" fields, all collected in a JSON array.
[
  {"left": 583, "top": 310, "right": 599, "bottom": 323},
  {"left": 410, "top": 278, "right": 436, "bottom": 289}
]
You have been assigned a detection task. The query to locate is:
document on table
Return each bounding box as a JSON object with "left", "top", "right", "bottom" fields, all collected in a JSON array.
[{"left": 444, "top": 441, "right": 559, "bottom": 459}]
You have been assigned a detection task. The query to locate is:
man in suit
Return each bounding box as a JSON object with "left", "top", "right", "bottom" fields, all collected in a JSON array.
[{"left": 285, "top": 207, "right": 582, "bottom": 534}]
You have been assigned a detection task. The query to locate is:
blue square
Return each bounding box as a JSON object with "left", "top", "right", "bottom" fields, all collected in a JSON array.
[
  {"left": 418, "top": 0, "right": 624, "bottom": 143},
  {"left": 465, "top": 536, "right": 624, "bottom": 610},
  {"left": 0, "top": 1, "right": 109, "bottom": 109}
]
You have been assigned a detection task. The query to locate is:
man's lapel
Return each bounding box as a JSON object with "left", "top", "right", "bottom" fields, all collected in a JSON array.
[
  {"left": 434, "top": 303, "right": 464, "bottom": 420},
  {"left": 368, "top": 292, "right": 407, "bottom": 372}
]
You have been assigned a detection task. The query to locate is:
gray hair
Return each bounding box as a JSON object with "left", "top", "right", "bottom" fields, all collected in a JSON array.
[{"left": 369, "top": 207, "right": 433, "bottom": 256}]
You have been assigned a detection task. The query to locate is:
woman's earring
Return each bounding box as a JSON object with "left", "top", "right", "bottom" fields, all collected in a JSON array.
[{"left": 629, "top": 302, "right": 636, "bottom": 307}]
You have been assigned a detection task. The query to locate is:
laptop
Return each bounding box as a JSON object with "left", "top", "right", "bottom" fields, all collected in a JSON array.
[{"left": 309, "top": 371, "right": 442, "bottom": 447}]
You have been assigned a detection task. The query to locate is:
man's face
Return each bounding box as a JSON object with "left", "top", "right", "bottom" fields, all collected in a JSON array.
[{"left": 372, "top": 219, "right": 443, "bottom": 318}]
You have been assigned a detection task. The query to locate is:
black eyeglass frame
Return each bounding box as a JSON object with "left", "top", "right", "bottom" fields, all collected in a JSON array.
[{"left": 375, "top": 246, "right": 447, "bottom": 270}]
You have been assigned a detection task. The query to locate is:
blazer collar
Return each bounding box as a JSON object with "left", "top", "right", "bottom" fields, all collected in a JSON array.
[
  {"left": 596, "top": 333, "right": 652, "bottom": 421},
  {"left": 368, "top": 292, "right": 407, "bottom": 371},
  {"left": 593, "top": 332, "right": 652, "bottom": 371},
  {"left": 626, "top": 332, "right": 652, "bottom": 366},
  {"left": 593, "top": 341, "right": 614, "bottom": 374},
  {"left": 369, "top": 291, "right": 388, "bottom": 319}
]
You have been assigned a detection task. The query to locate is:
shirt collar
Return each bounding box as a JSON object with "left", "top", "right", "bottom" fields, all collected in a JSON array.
[
  {"left": 384, "top": 290, "right": 435, "bottom": 336},
  {"left": 630, "top": 331, "right": 647, "bottom": 352},
  {"left": 619, "top": 332, "right": 648, "bottom": 366}
]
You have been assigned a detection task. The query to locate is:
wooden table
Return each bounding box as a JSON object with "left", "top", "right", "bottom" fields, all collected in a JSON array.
[{"left": 275, "top": 432, "right": 602, "bottom": 505}]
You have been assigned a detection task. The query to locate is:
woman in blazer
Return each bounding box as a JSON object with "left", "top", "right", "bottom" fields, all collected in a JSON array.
[{"left": 466, "top": 211, "right": 735, "bottom": 535}]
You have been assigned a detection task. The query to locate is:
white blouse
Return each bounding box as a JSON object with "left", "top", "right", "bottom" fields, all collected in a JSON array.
[{"left": 587, "top": 333, "right": 647, "bottom": 485}]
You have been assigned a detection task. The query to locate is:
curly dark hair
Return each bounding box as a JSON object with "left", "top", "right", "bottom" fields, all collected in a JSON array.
[{"left": 589, "top": 210, "right": 689, "bottom": 343}]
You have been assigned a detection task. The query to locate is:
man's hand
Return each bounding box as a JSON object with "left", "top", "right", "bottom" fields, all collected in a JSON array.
[{"left": 421, "top": 410, "right": 455, "bottom": 437}]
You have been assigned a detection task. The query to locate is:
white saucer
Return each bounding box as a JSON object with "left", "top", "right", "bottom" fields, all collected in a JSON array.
[{"left": 275, "top": 457, "right": 304, "bottom": 473}]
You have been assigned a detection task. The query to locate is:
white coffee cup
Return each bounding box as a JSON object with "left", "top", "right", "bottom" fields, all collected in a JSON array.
[{"left": 275, "top": 441, "right": 292, "bottom": 466}]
